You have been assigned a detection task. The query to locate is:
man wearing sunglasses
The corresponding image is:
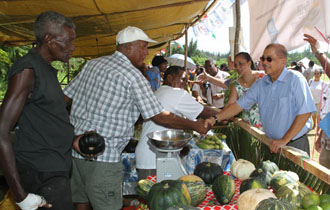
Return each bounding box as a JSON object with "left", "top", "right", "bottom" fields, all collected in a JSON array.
[{"left": 206, "top": 43, "right": 316, "bottom": 155}]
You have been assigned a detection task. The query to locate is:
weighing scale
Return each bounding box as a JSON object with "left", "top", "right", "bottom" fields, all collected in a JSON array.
[{"left": 147, "top": 130, "right": 192, "bottom": 182}]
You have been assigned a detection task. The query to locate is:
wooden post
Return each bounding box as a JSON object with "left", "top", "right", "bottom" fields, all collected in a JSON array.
[
  {"left": 168, "top": 40, "right": 171, "bottom": 56},
  {"left": 184, "top": 24, "right": 188, "bottom": 73},
  {"left": 67, "top": 60, "right": 70, "bottom": 84},
  {"left": 234, "top": 0, "right": 241, "bottom": 56}
]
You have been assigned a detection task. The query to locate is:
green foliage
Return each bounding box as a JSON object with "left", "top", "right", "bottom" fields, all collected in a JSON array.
[
  {"left": 0, "top": 46, "right": 86, "bottom": 100},
  {"left": 166, "top": 39, "right": 230, "bottom": 67},
  {"left": 287, "top": 47, "right": 323, "bottom": 66},
  {"left": 0, "top": 46, "right": 31, "bottom": 99},
  {"left": 53, "top": 57, "right": 87, "bottom": 87}
]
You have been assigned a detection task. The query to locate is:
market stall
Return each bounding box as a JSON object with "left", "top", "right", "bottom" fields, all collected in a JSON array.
[
  {"left": 126, "top": 119, "right": 330, "bottom": 210},
  {"left": 122, "top": 135, "right": 235, "bottom": 195}
]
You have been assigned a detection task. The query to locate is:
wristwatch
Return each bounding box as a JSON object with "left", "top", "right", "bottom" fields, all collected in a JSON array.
[{"left": 212, "top": 115, "right": 219, "bottom": 124}]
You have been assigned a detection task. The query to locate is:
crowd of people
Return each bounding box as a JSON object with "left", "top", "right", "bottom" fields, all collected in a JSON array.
[{"left": 0, "top": 10, "right": 329, "bottom": 210}]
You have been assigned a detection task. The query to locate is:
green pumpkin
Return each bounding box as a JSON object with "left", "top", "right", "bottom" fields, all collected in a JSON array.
[
  {"left": 179, "top": 175, "right": 206, "bottom": 206},
  {"left": 193, "top": 162, "right": 223, "bottom": 185},
  {"left": 166, "top": 205, "right": 199, "bottom": 210},
  {"left": 212, "top": 175, "right": 235, "bottom": 205},
  {"left": 136, "top": 179, "right": 155, "bottom": 201},
  {"left": 250, "top": 167, "right": 273, "bottom": 185},
  {"left": 259, "top": 160, "right": 279, "bottom": 175},
  {"left": 255, "top": 198, "right": 294, "bottom": 210},
  {"left": 148, "top": 180, "right": 191, "bottom": 210},
  {"left": 320, "top": 194, "right": 330, "bottom": 205},
  {"left": 275, "top": 183, "right": 307, "bottom": 209},
  {"left": 270, "top": 171, "right": 297, "bottom": 192},
  {"left": 239, "top": 177, "right": 267, "bottom": 194}
]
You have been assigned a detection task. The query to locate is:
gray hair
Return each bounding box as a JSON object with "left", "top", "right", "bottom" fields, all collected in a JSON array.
[{"left": 34, "top": 11, "right": 75, "bottom": 44}]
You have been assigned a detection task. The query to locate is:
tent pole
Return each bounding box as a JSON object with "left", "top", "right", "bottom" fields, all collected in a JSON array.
[
  {"left": 234, "top": 0, "right": 241, "bottom": 56},
  {"left": 67, "top": 60, "right": 70, "bottom": 84},
  {"left": 184, "top": 24, "right": 188, "bottom": 72}
]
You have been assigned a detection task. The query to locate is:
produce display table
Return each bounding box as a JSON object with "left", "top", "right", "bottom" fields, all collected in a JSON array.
[
  {"left": 122, "top": 139, "right": 235, "bottom": 195},
  {"left": 146, "top": 172, "right": 241, "bottom": 210}
]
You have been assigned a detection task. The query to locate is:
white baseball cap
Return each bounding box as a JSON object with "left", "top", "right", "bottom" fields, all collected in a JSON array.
[{"left": 116, "top": 26, "right": 157, "bottom": 45}]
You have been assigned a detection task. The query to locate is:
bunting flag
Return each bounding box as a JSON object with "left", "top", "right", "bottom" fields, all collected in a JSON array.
[
  {"left": 176, "top": 42, "right": 184, "bottom": 49},
  {"left": 191, "top": 0, "right": 236, "bottom": 38}
]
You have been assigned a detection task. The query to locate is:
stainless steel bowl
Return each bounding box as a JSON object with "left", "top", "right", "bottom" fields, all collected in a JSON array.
[{"left": 147, "top": 130, "right": 193, "bottom": 150}]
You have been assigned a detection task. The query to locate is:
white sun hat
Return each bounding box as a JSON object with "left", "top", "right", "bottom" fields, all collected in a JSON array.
[{"left": 116, "top": 26, "right": 157, "bottom": 45}]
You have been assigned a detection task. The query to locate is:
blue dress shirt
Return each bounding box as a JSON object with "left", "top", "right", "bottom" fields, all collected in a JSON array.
[
  {"left": 237, "top": 68, "right": 316, "bottom": 140},
  {"left": 145, "top": 66, "right": 161, "bottom": 91}
]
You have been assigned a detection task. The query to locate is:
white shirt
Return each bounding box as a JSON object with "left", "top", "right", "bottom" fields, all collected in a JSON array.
[
  {"left": 192, "top": 82, "right": 207, "bottom": 101},
  {"left": 135, "top": 85, "right": 204, "bottom": 169},
  {"left": 208, "top": 70, "right": 229, "bottom": 108},
  {"left": 321, "top": 82, "right": 330, "bottom": 119},
  {"left": 309, "top": 79, "right": 327, "bottom": 104}
]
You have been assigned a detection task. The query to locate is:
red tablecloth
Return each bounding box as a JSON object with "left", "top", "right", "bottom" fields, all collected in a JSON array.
[{"left": 146, "top": 172, "right": 241, "bottom": 210}]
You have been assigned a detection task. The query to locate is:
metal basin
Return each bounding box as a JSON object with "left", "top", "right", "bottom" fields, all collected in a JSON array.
[{"left": 147, "top": 130, "right": 192, "bottom": 150}]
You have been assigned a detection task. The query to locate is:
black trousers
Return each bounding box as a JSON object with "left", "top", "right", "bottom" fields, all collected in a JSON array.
[
  {"left": 287, "top": 134, "right": 310, "bottom": 156},
  {"left": 16, "top": 163, "right": 73, "bottom": 210}
]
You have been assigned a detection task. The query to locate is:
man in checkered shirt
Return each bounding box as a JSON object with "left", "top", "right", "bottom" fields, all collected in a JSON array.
[{"left": 64, "top": 26, "right": 212, "bottom": 210}]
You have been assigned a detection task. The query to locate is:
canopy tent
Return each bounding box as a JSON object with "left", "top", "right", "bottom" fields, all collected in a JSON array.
[
  {"left": 0, "top": 0, "right": 215, "bottom": 60},
  {"left": 298, "top": 57, "right": 323, "bottom": 70}
]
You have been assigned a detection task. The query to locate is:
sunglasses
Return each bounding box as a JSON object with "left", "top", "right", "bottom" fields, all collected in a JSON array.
[{"left": 260, "top": 56, "right": 272, "bottom": 62}]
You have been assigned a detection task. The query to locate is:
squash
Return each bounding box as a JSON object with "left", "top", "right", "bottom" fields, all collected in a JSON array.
[
  {"left": 258, "top": 160, "right": 279, "bottom": 175},
  {"left": 230, "top": 159, "right": 255, "bottom": 181},
  {"left": 270, "top": 171, "right": 298, "bottom": 192},
  {"left": 237, "top": 188, "right": 276, "bottom": 210},
  {"left": 193, "top": 162, "right": 223, "bottom": 184},
  {"left": 239, "top": 177, "right": 267, "bottom": 194},
  {"left": 275, "top": 183, "right": 311, "bottom": 209},
  {"left": 301, "top": 192, "right": 320, "bottom": 209},
  {"left": 78, "top": 132, "right": 105, "bottom": 155},
  {"left": 136, "top": 179, "right": 155, "bottom": 201},
  {"left": 320, "top": 194, "right": 330, "bottom": 205},
  {"left": 179, "top": 175, "right": 206, "bottom": 206},
  {"left": 255, "top": 198, "right": 295, "bottom": 210},
  {"left": 212, "top": 175, "right": 235, "bottom": 205},
  {"left": 166, "top": 205, "right": 199, "bottom": 210},
  {"left": 147, "top": 180, "right": 191, "bottom": 210},
  {"left": 250, "top": 167, "right": 273, "bottom": 185},
  {"left": 273, "top": 171, "right": 299, "bottom": 182}
]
